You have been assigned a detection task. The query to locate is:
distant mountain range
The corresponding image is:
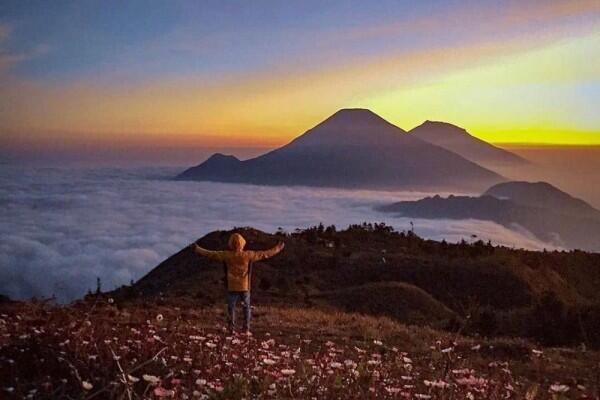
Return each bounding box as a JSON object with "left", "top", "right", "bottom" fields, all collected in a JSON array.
[
  {"left": 379, "top": 181, "right": 600, "bottom": 252},
  {"left": 177, "top": 109, "right": 506, "bottom": 191},
  {"left": 485, "top": 181, "right": 599, "bottom": 218},
  {"left": 410, "top": 120, "right": 528, "bottom": 167}
]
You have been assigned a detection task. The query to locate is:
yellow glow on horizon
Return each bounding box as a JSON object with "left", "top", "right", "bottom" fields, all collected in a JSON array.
[
  {"left": 362, "top": 33, "right": 600, "bottom": 145},
  {"left": 1, "top": 30, "right": 599, "bottom": 147}
]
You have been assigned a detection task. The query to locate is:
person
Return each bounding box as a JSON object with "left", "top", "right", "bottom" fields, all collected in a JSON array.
[{"left": 189, "top": 233, "right": 284, "bottom": 334}]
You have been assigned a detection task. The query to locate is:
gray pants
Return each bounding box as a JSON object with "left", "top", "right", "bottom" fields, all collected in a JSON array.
[{"left": 227, "top": 291, "right": 251, "bottom": 330}]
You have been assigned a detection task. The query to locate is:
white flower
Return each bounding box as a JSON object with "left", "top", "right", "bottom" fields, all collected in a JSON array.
[
  {"left": 329, "top": 362, "right": 342, "bottom": 369},
  {"left": 143, "top": 374, "right": 160, "bottom": 384},
  {"left": 441, "top": 347, "right": 453, "bottom": 353},
  {"left": 281, "top": 369, "right": 296, "bottom": 376},
  {"left": 549, "top": 384, "right": 569, "bottom": 394},
  {"left": 263, "top": 359, "right": 276, "bottom": 365},
  {"left": 424, "top": 379, "right": 450, "bottom": 389},
  {"left": 373, "top": 339, "right": 383, "bottom": 346},
  {"left": 195, "top": 379, "right": 207, "bottom": 386},
  {"left": 452, "top": 368, "right": 472, "bottom": 375},
  {"left": 402, "top": 356, "right": 412, "bottom": 364},
  {"left": 107, "top": 298, "right": 114, "bottom": 304},
  {"left": 415, "top": 394, "right": 431, "bottom": 399},
  {"left": 204, "top": 342, "right": 217, "bottom": 349},
  {"left": 456, "top": 376, "right": 488, "bottom": 387},
  {"left": 156, "top": 314, "right": 164, "bottom": 322},
  {"left": 82, "top": 381, "right": 93, "bottom": 390}
]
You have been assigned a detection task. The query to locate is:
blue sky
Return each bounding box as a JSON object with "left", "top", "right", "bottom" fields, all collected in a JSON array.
[{"left": 1, "top": 0, "right": 599, "bottom": 149}]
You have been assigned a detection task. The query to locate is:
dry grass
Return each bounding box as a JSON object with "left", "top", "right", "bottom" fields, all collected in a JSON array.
[{"left": 1, "top": 298, "right": 599, "bottom": 399}]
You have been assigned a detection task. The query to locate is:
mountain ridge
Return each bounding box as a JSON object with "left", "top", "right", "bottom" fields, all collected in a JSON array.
[
  {"left": 410, "top": 120, "right": 528, "bottom": 167},
  {"left": 177, "top": 109, "right": 504, "bottom": 191},
  {"left": 379, "top": 181, "right": 600, "bottom": 252}
]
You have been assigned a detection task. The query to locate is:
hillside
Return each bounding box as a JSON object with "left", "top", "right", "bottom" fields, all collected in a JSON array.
[
  {"left": 177, "top": 109, "right": 504, "bottom": 192},
  {"left": 113, "top": 225, "right": 600, "bottom": 349},
  {"left": 410, "top": 121, "right": 527, "bottom": 167},
  {"left": 3, "top": 226, "right": 600, "bottom": 398}
]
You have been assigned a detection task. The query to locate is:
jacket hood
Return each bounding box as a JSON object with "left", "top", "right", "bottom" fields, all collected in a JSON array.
[{"left": 228, "top": 233, "right": 246, "bottom": 251}]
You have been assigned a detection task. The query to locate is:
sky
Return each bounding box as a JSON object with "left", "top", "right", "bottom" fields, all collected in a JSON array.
[{"left": 1, "top": 0, "right": 600, "bottom": 160}]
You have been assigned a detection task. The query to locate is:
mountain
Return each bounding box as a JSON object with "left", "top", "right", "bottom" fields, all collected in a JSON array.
[
  {"left": 409, "top": 120, "right": 528, "bottom": 167},
  {"left": 177, "top": 109, "right": 504, "bottom": 191},
  {"left": 379, "top": 181, "right": 600, "bottom": 252},
  {"left": 485, "top": 181, "right": 599, "bottom": 218}
]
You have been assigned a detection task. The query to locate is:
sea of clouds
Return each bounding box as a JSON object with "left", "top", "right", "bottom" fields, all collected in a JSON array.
[{"left": 0, "top": 165, "right": 554, "bottom": 302}]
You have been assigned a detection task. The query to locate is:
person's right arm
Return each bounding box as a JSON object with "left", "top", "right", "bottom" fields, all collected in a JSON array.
[{"left": 189, "top": 243, "right": 226, "bottom": 261}]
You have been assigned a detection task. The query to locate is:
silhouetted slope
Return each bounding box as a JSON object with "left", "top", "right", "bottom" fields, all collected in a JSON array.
[
  {"left": 410, "top": 120, "right": 527, "bottom": 167},
  {"left": 177, "top": 109, "right": 504, "bottom": 191},
  {"left": 486, "top": 181, "right": 600, "bottom": 219},
  {"left": 379, "top": 185, "right": 600, "bottom": 252},
  {"left": 318, "top": 282, "right": 457, "bottom": 325}
]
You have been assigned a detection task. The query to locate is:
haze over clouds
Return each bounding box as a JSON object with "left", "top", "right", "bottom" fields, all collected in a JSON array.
[{"left": 0, "top": 166, "right": 555, "bottom": 303}]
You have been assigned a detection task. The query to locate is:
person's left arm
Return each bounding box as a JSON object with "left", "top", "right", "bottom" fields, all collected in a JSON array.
[{"left": 248, "top": 241, "right": 285, "bottom": 262}]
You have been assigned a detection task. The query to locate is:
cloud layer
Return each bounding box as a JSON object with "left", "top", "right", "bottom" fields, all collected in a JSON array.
[{"left": 0, "top": 166, "right": 554, "bottom": 302}]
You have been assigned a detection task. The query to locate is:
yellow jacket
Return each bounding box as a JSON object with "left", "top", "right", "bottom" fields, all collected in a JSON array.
[{"left": 192, "top": 233, "right": 284, "bottom": 291}]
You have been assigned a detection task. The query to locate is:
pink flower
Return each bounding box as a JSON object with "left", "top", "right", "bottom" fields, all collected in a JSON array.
[
  {"left": 153, "top": 387, "right": 175, "bottom": 397},
  {"left": 456, "top": 376, "right": 488, "bottom": 388}
]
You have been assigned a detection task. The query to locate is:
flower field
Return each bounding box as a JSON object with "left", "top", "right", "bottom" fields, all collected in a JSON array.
[{"left": 1, "top": 298, "right": 599, "bottom": 399}]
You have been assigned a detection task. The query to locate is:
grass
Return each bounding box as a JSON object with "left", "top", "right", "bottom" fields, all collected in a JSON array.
[{"left": 1, "top": 297, "right": 599, "bottom": 399}]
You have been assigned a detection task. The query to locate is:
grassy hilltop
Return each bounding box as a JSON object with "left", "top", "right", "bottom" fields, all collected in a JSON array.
[{"left": 2, "top": 224, "right": 600, "bottom": 399}]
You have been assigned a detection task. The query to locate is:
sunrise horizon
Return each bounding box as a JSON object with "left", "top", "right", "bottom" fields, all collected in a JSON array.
[{"left": 2, "top": 1, "right": 600, "bottom": 155}]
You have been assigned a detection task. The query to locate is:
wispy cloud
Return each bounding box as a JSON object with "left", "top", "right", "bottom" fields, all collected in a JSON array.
[{"left": 0, "top": 23, "right": 50, "bottom": 73}]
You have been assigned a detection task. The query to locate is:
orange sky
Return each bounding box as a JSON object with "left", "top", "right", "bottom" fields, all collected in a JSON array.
[{"left": 1, "top": 0, "right": 599, "bottom": 152}]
